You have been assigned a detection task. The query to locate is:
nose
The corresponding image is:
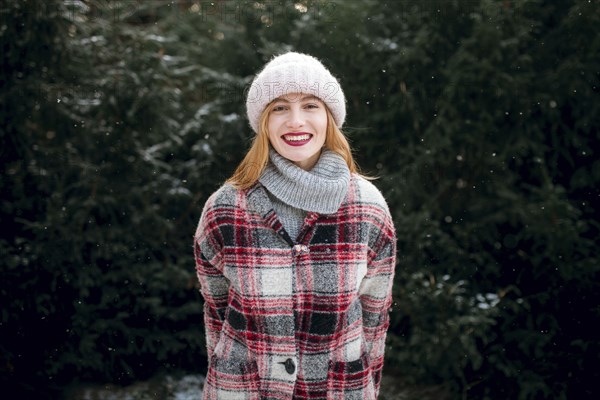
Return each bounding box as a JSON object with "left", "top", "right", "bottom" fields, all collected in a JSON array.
[{"left": 285, "top": 107, "right": 304, "bottom": 129}]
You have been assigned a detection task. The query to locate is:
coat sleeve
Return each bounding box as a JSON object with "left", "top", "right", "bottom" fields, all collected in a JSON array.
[
  {"left": 359, "top": 210, "right": 396, "bottom": 397},
  {"left": 194, "top": 198, "right": 229, "bottom": 360}
]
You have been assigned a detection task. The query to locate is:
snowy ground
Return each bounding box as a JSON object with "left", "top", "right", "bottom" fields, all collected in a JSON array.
[
  {"left": 64, "top": 375, "right": 205, "bottom": 400},
  {"left": 63, "top": 372, "right": 449, "bottom": 400}
]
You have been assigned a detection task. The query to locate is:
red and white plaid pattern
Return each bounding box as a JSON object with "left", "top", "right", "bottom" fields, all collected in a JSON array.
[{"left": 195, "top": 176, "right": 396, "bottom": 400}]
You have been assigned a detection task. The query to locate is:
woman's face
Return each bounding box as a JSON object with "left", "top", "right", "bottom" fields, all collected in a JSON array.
[{"left": 267, "top": 92, "right": 328, "bottom": 170}]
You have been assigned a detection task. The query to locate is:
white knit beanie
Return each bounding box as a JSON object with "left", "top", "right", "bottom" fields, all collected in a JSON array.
[{"left": 246, "top": 52, "right": 346, "bottom": 133}]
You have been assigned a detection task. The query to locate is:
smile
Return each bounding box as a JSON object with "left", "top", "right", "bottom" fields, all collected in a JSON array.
[{"left": 282, "top": 133, "right": 313, "bottom": 146}]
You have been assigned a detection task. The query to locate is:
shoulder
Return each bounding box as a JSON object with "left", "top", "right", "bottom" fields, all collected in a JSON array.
[
  {"left": 350, "top": 175, "right": 391, "bottom": 214},
  {"left": 349, "top": 175, "right": 395, "bottom": 236},
  {"left": 197, "top": 183, "right": 242, "bottom": 232},
  {"left": 195, "top": 185, "right": 240, "bottom": 257},
  {"left": 203, "top": 183, "right": 240, "bottom": 210},
  {"left": 350, "top": 176, "right": 396, "bottom": 253}
]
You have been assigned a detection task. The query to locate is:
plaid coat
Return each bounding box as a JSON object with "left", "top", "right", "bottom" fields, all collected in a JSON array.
[{"left": 194, "top": 175, "right": 396, "bottom": 400}]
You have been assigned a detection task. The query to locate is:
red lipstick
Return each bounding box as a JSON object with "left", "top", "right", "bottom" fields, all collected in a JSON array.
[{"left": 282, "top": 132, "right": 312, "bottom": 147}]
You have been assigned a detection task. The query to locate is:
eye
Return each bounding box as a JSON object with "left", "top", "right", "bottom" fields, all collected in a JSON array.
[
  {"left": 304, "top": 103, "right": 319, "bottom": 109},
  {"left": 271, "top": 105, "right": 287, "bottom": 112}
]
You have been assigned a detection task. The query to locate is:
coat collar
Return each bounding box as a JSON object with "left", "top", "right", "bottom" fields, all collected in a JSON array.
[{"left": 246, "top": 182, "right": 322, "bottom": 246}]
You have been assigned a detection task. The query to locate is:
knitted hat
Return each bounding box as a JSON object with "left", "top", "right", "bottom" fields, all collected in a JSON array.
[{"left": 246, "top": 52, "right": 346, "bottom": 133}]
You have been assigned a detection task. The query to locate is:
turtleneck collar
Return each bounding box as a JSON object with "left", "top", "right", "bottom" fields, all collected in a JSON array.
[{"left": 258, "top": 148, "right": 351, "bottom": 214}]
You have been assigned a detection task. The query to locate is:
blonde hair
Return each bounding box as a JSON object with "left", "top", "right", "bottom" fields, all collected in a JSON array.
[{"left": 226, "top": 106, "right": 365, "bottom": 190}]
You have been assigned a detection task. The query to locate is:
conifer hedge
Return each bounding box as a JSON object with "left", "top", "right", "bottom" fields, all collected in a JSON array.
[{"left": 1, "top": 1, "right": 598, "bottom": 399}]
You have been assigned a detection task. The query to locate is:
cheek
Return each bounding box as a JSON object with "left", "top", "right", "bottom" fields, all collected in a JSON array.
[
  {"left": 316, "top": 114, "right": 328, "bottom": 135},
  {"left": 267, "top": 117, "right": 278, "bottom": 141}
]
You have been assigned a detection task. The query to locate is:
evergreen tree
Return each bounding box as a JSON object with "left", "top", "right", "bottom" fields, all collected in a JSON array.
[{"left": 1, "top": 1, "right": 597, "bottom": 399}]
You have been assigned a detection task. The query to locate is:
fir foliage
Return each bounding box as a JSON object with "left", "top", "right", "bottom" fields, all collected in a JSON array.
[{"left": 1, "top": 1, "right": 598, "bottom": 399}]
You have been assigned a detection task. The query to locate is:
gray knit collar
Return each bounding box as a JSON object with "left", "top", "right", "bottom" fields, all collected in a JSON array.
[{"left": 258, "top": 148, "right": 350, "bottom": 214}]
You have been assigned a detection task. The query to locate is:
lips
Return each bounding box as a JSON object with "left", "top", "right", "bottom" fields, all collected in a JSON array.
[{"left": 282, "top": 132, "right": 313, "bottom": 146}]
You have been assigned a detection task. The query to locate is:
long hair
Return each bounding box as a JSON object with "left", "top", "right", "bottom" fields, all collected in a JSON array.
[{"left": 226, "top": 106, "right": 365, "bottom": 190}]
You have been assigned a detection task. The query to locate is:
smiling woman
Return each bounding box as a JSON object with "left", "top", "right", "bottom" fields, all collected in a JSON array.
[
  {"left": 267, "top": 93, "right": 327, "bottom": 170},
  {"left": 194, "top": 52, "right": 396, "bottom": 400}
]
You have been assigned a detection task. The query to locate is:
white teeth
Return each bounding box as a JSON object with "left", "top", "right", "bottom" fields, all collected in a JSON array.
[{"left": 284, "top": 134, "right": 310, "bottom": 141}]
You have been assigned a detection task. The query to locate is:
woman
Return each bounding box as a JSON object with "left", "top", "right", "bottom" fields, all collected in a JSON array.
[{"left": 194, "top": 52, "right": 396, "bottom": 400}]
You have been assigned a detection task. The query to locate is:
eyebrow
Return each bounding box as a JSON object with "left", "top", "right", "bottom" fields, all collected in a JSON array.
[{"left": 272, "top": 95, "right": 320, "bottom": 103}]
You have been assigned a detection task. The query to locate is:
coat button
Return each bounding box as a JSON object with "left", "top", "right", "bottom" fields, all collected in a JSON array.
[
  {"left": 292, "top": 244, "right": 309, "bottom": 256},
  {"left": 283, "top": 358, "right": 295, "bottom": 374}
]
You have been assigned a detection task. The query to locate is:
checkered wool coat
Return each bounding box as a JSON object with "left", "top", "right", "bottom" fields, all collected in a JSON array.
[{"left": 194, "top": 175, "right": 396, "bottom": 400}]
